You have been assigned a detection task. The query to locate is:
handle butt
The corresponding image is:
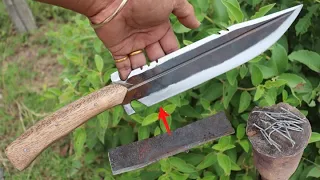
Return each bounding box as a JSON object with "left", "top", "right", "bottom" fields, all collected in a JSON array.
[{"left": 6, "top": 84, "right": 127, "bottom": 171}]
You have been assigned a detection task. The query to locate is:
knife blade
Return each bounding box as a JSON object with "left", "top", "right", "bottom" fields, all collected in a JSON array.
[
  {"left": 111, "top": 5, "right": 303, "bottom": 115},
  {"left": 5, "top": 5, "right": 302, "bottom": 171}
]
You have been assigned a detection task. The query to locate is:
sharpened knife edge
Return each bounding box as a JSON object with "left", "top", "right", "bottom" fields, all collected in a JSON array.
[{"left": 108, "top": 112, "right": 235, "bottom": 175}]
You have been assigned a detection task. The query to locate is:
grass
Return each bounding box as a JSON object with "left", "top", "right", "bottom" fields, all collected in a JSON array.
[{"left": 0, "top": 2, "right": 100, "bottom": 179}]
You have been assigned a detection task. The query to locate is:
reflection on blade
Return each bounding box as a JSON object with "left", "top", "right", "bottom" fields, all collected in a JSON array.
[{"left": 111, "top": 5, "right": 303, "bottom": 115}]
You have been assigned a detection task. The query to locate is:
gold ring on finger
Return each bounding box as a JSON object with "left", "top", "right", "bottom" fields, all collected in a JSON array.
[
  {"left": 129, "top": 50, "right": 143, "bottom": 56},
  {"left": 114, "top": 56, "right": 128, "bottom": 63}
]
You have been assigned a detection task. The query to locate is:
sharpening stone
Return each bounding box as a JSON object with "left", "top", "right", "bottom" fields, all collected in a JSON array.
[{"left": 108, "top": 111, "right": 235, "bottom": 175}]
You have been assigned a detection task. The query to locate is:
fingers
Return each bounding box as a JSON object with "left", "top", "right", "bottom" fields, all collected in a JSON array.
[
  {"left": 130, "top": 51, "right": 147, "bottom": 69},
  {"left": 159, "top": 27, "right": 179, "bottom": 54},
  {"left": 145, "top": 42, "right": 165, "bottom": 61},
  {"left": 113, "top": 55, "right": 131, "bottom": 80},
  {"left": 173, "top": 0, "right": 200, "bottom": 29}
]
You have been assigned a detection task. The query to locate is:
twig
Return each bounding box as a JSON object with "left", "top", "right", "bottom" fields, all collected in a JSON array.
[
  {"left": 20, "top": 102, "right": 48, "bottom": 117},
  {"left": 0, "top": 151, "right": 8, "bottom": 171},
  {"left": 15, "top": 101, "right": 26, "bottom": 132},
  {"left": 302, "top": 157, "right": 320, "bottom": 168},
  {"left": 27, "top": 161, "right": 35, "bottom": 180}
]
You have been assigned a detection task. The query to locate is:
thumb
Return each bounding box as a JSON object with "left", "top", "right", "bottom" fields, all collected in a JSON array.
[{"left": 172, "top": 0, "right": 201, "bottom": 29}]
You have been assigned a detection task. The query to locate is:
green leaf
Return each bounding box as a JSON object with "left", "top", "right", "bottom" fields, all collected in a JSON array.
[
  {"left": 164, "top": 104, "right": 176, "bottom": 114},
  {"left": 159, "top": 159, "right": 171, "bottom": 172},
  {"left": 98, "top": 111, "right": 109, "bottom": 129},
  {"left": 212, "top": 0, "right": 229, "bottom": 23},
  {"left": 254, "top": 85, "right": 265, "bottom": 101},
  {"left": 197, "top": 153, "right": 217, "bottom": 170},
  {"left": 307, "top": 166, "right": 320, "bottom": 178},
  {"left": 64, "top": 51, "right": 83, "bottom": 65},
  {"left": 138, "top": 126, "right": 150, "bottom": 140},
  {"left": 222, "top": 0, "right": 244, "bottom": 23},
  {"left": 247, "top": 0, "right": 262, "bottom": 6},
  {"left": 295, "top": 14, "right": 312, "bottom": 36},
  {"left": 217, "top": 153, "right": 231, "bottom": 175},
  {"left": 250, "top": 65, "right": 263, "bottom": 86},
  {"left": 239, "top": 65, "right": 248, "bottom": 79},
  {"left": 200, "top": 98, "right": 211, "bottom": 109},
  {"left": 230, "top": 160, "right": 241, "bottom": 171},
  {"left": 167, "top": 95, "right": 181, "bottom": 107},
  {"left": 207, "top": 28, "right": 221, "bottom": 35},
  {"left": 96, "top": 120, "right": 106, "bottom": 144},
  {"left": 264, "top": 79, "right": 287, "bottom": 89},
  {"left": 193, "top": 4, "right": 205, "bottom": 22},
  {"left": 142, "top": 113, "right": 159, "bottom": 126},
  {"left": 202, "top": 82, "right": 223, "bottom": 102},
  {"left": 112, "top": 106, "right": 123, "bottom": 126},
  {"left": 169, "top": 157, "right": 197, "bottom": 173},
  {"left": 213, "top": 144, "right": 236, "bottom": 152},
  {"left": 179, "top": 105, "right": 201, "bottom": 118},
  {"left": 226, "top": 68, "right": 239, "bottom": 86},
  {"left": 103, "top": 68, "right": 117, "bottom": 83},
  {"left": 295, "top": 5, "right": 319, "bottom": 36},
  {"left": 94, "top": 54, "right": 104, "bottom": 72},
  {"left": 219, "top": 135, "right": 231, "bottom": 146},
  {"left": 271, "top": 44, "right": 288, "bottom": 74},
  {"left": 236, "top": 124, "right": 246, "bottom": 140},
  {"left": 288, "top": 50, "right": 320, "bottom": 73},
  {"left": 223, "top": 81, "right": 238, "bottom": 109},
  {"left": 309, "top": 132, "right": 320, "bottom": 143},
  {"left": 251, "top": 3, "right": 275, "bottom": 19},
  {"left": 250, "top": 55, "right": 263, "bottom": 63},
  {"left": 220, "top": 175, "right": 230, "bottom": 180},
  {"left": 282, "top": 89, "right": 288, "bottom": 101},
  {"left": 255, "top": 64, "right": 277, "bottom": 79},
  {"left": 88, "top": 72, "right": 101, "bottom": 89},
  {"left": 93, "top": 40, "right": 102, "bottom": 53},
  {"left": 169, "top": 171, "right": 189, "bottom": 180},
  {"left": 183, "top": 40, "right": 193, "bottom": 46},
  {"left": 238, "top": 91, "right": 251, "bottom": 113},
  {"left": 239, "top": 139, "right": 250, "bottom": 153},
  {"left": 131, "top": 114, "right": 143, "bottom": 123},
  {"left": 278, "top": 73, "right": 306, "bottom": 89},
  {"left": 158, "top": 174, "right": 170, "bottom": 180},
  {"left": 172, "top": 20, "right": 191, "bottom": 33},
  {"left": 197, "top": 0, "right": 209, "bottom": 12},
  {"left": 264, "top": 88, "right": 277, "bottom": 106},
  {"left": 154, "top": 126, "right": 161, "bottom": 136},
  {"left": 74, "top": 127, "right": 86, "bottom": 158},
  {"left": 202, "top": 176, "right": 218, "bottom": 180},
  {"left": 120, "top": 126, "right": 134, "bottom": 145}
]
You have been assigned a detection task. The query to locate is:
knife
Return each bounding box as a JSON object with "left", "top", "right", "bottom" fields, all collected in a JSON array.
[{"left": 5, "top": 4, "right": 302, "bottom": 171}]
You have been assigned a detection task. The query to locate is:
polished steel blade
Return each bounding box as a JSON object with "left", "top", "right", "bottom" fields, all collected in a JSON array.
[{"left": 111, "top": 5, "right": 303, "bottom": 115}]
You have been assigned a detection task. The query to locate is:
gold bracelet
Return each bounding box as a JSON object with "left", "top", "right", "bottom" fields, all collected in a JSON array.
[{"left": 90, "top": 0, "right": 128, "bottom": 29}]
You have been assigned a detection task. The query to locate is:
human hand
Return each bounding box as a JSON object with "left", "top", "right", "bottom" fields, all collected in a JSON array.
[{"left": 89, "top": 0, "right": 200, "bottom": 80}]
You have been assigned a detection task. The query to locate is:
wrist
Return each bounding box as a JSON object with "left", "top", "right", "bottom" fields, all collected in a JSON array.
[{"left": 88, "top": 0, "right": 124, "bottom": 24}]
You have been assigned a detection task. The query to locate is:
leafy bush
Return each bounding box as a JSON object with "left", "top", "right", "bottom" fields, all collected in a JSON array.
[{"left": 8, "top": 0, "right": 320, "bottom": 179}]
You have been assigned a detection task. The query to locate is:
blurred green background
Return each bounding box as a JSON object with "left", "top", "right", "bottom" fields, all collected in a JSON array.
[{"left": 0, "top": 0, "right": 319, "bottom": 179}]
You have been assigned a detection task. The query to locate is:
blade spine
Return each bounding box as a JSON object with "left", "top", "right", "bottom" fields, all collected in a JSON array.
[{"left": 128, "top": 12, "right": 290, "bottom": 91}]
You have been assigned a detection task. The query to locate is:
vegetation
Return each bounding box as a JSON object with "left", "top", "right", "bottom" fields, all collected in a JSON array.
[{"left": 1, "top": 0, "right": 319, "bottom": 179}]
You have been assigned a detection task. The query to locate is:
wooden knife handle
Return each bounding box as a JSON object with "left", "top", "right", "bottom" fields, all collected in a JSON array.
[{"left": 5, "top": 84, "right": 127, "bottom": 171}]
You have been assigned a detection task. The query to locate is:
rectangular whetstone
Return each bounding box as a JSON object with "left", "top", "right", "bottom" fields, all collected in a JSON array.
[{"left": 108, "top": 111, "right": 235, "bottom": 175}]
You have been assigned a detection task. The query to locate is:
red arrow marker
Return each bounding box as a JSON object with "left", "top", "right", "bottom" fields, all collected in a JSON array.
[{"left": 158, "top": 107, "right": 171, "bottom": 135}]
